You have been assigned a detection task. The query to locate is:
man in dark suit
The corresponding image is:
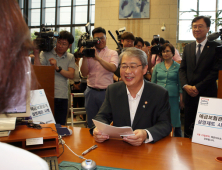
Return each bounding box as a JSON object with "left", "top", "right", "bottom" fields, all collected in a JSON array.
[
  {"left": 90, "top": 47, "right": 171, "bottom": 146},
  {"left": 179, "top": 16, "right": 219, "bottom": 138}
]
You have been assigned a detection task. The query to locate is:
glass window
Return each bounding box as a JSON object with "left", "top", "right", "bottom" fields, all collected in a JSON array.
[
  {"left": 199, "top": 0, "right": 216, "bottom": 11},
  {"left": 19, "top": 0, "right": 24, "bottom": 8},
  {"left": 59, "top": 27, "right": 71, "bottom": 32},
  {"left": 45, "top": 0, "right": 56, "bottom": 7},
  {"left": 59, "top": 7, "right": 71, "bottom": 25},
  {"left": 91, "top": 5, "right": 95, "bottom": 23},
  {"left": 219, "top": 0, "right": 222, "bottom": 9},
  {"left": 75, "top": 6, "right": 87, "bottom": 24},
  {"left": 19, "top": 0, "right": 94, "bottom": 53},
  {"left": 31, "top": 0, "right": 41, "bottom": 8},
  {"left": 73, "top": 27, "right": 85, "bottom": 50},
  {"left": 45, "top": 8, "right": 55, "bottom": 25},
  {"left": 179, "top": 12, "right": 197, "bottom": 20},
  {"left": 60, "top": 0, "right": 71, "bottom": 6},
  {"left": 179, "top": 0, "right": 197, "bottom": 11},
  {"left": 178, "top": 0, "right": 221, "bottom": 42},
  {"left": 178, "top": 20, "right": 194, "bottom": 41},
  {"left": 91, "top": 0, "right": 95, "bottom": 4},
  {"left": 76, "top": 0, "right": 88, "bottom": 5},
  {"left": 30, "top": 28, "right": 40, "bottom": 40},
  {"left": 31, "top": 9, "right": 40, "bottom": 26}
]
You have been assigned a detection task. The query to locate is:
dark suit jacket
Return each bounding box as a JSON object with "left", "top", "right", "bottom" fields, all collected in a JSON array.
[
  {"left": 179, "top": 40, "right": 219, "bottom": 104},
  {"left": 90, "top": 80, "right": 171, "bottom": 143}
]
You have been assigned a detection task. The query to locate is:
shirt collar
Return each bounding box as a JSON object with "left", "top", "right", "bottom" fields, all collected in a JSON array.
[
  {"left": 126, "top": 80, "right": 144, "bottom": 99},
  {"left": 96, "top": 46, "right": 107, "bottom": 52},
  {"left": 196, "top": 37, "right": 207, "bottom": 47}
]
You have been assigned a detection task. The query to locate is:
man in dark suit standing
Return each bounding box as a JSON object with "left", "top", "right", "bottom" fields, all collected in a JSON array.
[
  {"left": 179, "top": 16, "right": 219, "bottom": 138},
  {"left": 90, "top": 47, "right": 171, "bottom": 146}
]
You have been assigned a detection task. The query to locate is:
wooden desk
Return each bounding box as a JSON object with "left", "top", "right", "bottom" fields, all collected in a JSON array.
[
  {"left": 0, "top": 124, "right": 59, "bottom": 157},
  {"left": 59, "top": 127, "right": 222, "bottom": 170}
]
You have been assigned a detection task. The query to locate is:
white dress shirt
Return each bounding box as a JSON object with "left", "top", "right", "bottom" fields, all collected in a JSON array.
[
  {"left": 126, "top": 81, "right": 153, "bottom": 143},
  {"left": 196, "top": 37, "right": 207, "bottom": 54}
]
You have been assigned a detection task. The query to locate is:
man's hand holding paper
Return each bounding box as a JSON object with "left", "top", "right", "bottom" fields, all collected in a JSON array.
[{"left": 93, "top": 127, "right": 109, "bottom": 143}]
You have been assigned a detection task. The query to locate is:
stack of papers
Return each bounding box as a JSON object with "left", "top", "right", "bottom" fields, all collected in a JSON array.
[{"left": 92, "top": 119, "right": 134, "bottom": 138}]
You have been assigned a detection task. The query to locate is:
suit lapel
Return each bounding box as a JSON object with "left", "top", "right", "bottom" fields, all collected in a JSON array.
[
  {"left": 118, "top": 83, "right": 131, "bottom": 126},
  {"left": 195, "top": 41, "right": 211, "bottom": 69},
  {"left": 160, "top": 62, "right": 167, "bottom": 71},
  {"left": 132, "top": 81, "right": 151, "bottom": 129},
  {"left": 191, "top": 42, "right": 197, "bottom": 67}
]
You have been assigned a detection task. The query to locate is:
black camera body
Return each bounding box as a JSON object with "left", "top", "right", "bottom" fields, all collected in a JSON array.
[
  {"left": 79, "top": 23, "right": 100, "bottom": 58},
  {"left": 151, "top": 35, "right": 162, "bottom": 55},
  {"left": 80, "top": 32, "right": 100, "bottom": 57},
  {"left": 34, "top": 24, "right": 59, "bottom": 52}
]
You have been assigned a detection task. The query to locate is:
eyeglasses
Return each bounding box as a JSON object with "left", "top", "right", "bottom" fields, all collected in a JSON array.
[
  {"left": 94, "top": 36, "right": 106, "bottom": 40},
  {"left": 162, "top": 50, "right": 171, "bottom": 54},
  {"left": 57, "top": 41, "right": 69, "bottom": 47},
  {"left": 192, "top": 24, "right": 206, "bottom": 30},
  {"left": 120, "top": 64, "right": 142, "bottom": 70}
]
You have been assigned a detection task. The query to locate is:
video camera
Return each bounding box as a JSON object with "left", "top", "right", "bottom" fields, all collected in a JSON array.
[
  {"left": 207, "top": 29, "right": 222, "bottom": 70},
  {"left": 34, "top": 24, "right": 59, "bottom": 52},
  {"left": 115, "top": 27, "right": 126, "bottom": 43},
  {"left": 151, "top": 35, "right": 162, "bottom": 55},
  {"left": 79, "top": 22, "right": 100, "bottom": 57}
]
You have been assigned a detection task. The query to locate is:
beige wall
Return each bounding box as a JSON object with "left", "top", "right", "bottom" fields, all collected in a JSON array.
[{"left": 94, "top": 0, "right": 178, "bottom": 50}]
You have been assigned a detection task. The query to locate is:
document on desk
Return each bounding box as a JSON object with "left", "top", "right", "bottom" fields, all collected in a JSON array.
[
  {"left": 92, "top": 119, "right": 134, "bottom": 138},
  {"left": 192, "top": 97, "right": 222, "bottom": 149},
  {"left": 30, "top": 89, "right": 56, "bottom": 124}
]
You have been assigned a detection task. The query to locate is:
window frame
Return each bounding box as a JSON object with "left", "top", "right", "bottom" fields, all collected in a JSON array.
[
  {"left": 18, "top": 0, "right": 95, "bottom": 53},
  {"left": 177, "top": 0, "right": 221, "bottom": 43}
]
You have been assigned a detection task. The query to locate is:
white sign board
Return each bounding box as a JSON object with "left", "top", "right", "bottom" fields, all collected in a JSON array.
[
  {"left": 30, "top": 89, "right": 55, "bottom": 124},
  {"left": 192, "top": 97, "right": 222, "bottom": 149}
]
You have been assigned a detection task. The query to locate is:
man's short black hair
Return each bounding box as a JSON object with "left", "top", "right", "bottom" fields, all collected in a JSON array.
[
  {"left": 151, "top": 37, "right": 165, "bottom": 45},
  {"left": 144, "top": 41, "right": 150, "bottom": 46},
  {"left": 92, "top": 27, "right": 106, "bottom": 36},
  {"left": 192, "top": 16, "right": 211, "bottom": 27},
  {"left": 58, "top": 31, "right": 74, "bottom": 44},
  {"left": 121, "top": 32, "right": 135, "bottom": 41},
  {"left": 134, "top": 37, "right": 144, "bottom": 46}
]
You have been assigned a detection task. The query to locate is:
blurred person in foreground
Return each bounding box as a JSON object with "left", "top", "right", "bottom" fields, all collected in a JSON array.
[
  {"left": 90, "top": 47, "right": 171, "bottom": 146},
  {"left": 0, "top": 0, "right": 48, "bottom": 169},
  {"left": 80, "top": 27, "right": 119, "bottom": 128},
  {"left": 151, "top": 43, "right": 183, "bottom": 137}
]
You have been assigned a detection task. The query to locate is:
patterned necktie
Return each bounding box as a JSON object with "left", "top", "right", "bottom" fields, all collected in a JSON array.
[{"left": 196, "top": 44, "right": 201, "bottom": 64}]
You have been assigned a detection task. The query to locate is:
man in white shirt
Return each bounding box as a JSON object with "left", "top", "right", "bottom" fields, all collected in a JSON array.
[{"left": 90, "top": 47, "right": 171, "bottom": 146}]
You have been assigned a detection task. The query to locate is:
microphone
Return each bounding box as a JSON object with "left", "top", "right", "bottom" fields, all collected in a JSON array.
[{"left": 207, "top": 32, "right": 221, "bottom": 41}]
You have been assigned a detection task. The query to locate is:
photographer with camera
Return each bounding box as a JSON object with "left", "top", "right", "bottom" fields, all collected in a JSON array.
[
  {"left": 34, "top": 31, "right": 75, "bottom": 125},
  {"left": 148, "top": 37, "right": 181, "bottom": 75},
  {"left": 113, "top": 32, "right": 136, "bottom": 82},
  {"left": 134, "top": 37, "right": 144, "bottom": 50},
  {"left": 80, "top": 27, "right": 119, "bottom": 128}
]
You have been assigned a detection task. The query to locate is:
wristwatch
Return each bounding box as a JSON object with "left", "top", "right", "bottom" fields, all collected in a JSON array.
[{"left": 56, "top": 66, "right": 62, "bottom": 72}]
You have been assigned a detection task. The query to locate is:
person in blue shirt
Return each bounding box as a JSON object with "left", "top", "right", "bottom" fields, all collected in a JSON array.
[{"left": 151, "top": 43, "right": 183, "bottom": 137}]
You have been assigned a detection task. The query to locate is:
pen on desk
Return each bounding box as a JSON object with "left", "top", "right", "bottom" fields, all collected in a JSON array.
[{"left": 82, "top": 145, "right": 98, "bottom": 155}]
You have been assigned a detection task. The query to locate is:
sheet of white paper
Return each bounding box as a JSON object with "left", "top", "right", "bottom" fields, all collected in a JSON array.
[
  {"left": 92, "top": 119, "right": 134, "bottom": 138},
  {"left": 192, "top": 97, "right": 222, "bottom": 149},
  {"left": 26, "top": 137, "right": 43, "bottom": 146},
  {"left": 30, "top": 89, "right": 55, "bottom": 124}
]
